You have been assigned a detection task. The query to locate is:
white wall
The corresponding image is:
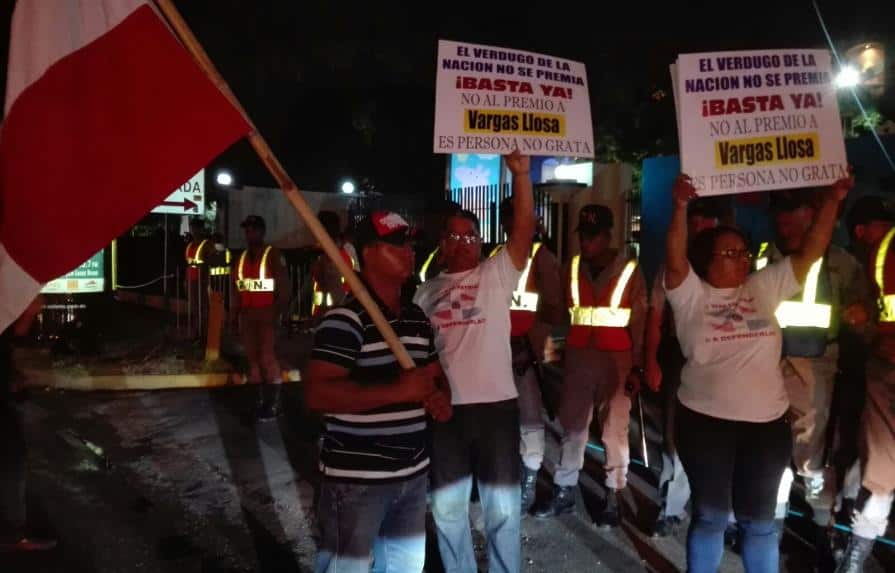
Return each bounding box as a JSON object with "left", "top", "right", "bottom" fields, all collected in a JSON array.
[{"left": 225, "top": 187, "right": 354, "bottom": 249}]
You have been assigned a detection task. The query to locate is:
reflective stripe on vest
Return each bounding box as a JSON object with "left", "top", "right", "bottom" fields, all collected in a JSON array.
[
  {"left": 418, "top": 247, "right": 439, "bottom": 283},
  {"left": 186, "top": 239, "right": 209, "bottom": 267},
  {"left": 569, "top": 255, "right": 637, "bottom": 327},
  {"left": 490, "top": 243, "right": 543, "bottom": 312},
  {"left": 774, "top": 257, "right": 832, "bottom": 328},
  {"left": 755, "top": 241, "right": 769, "bottom": 271},
  {"left": 236, "top": 246, "right": 275, "bottom": 292},
  {"left": 875, "top": 227, "right": 895, "bottom": 323},
  {"left": 311, "top": 280, "right": 333, "bottom": 314},
  {"left": 210, "top": 249, "right": 231, "bottom": 275}
]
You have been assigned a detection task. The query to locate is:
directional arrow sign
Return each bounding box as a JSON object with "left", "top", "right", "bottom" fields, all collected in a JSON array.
[
  {"left": 159, "top": 198, "right": 198, "bottom": 212},
  {"left": 152, "top": 169, "right": 205, "bottom": 215}
]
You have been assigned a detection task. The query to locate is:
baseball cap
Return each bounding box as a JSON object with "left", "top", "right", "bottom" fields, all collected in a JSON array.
[
  {"left": 240, "top": 214, "right": 266, "bottom": 229},
  {"left": 355, "top": 211, "right": 415, "bottom": 252},
  {"left": 847, "top": 195, "right": 895, "bottom": 232},
  {"left": 575, "top": 204, "right": 613, "bottom": 235}
]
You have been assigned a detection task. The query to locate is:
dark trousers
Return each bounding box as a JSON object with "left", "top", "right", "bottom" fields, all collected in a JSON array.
[
  {"left": 677, "top": 403, "right": 792, "bottom": 573},
  {"left": 0, "top": 399, "right": 26, "bottom": 542},
  {"left": 430, "top": 399, "right": 521, "bottom": 573}
]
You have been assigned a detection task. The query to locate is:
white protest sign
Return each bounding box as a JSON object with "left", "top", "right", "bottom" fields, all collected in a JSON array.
[
  {"left": 152, "top": 169, "right": 205, "bottom": 214},
  {"left": 672, "top": 50, "right": 847, "bottom": 196},
  {"left": 434, "top": 40, "right": 594, "bottom": 158}
]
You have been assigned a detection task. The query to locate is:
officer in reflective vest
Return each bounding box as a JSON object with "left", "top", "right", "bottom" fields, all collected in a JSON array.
[
  {"left": 533, "top": 205, "right": 646, "bottom": 527},
  {"left": 232, "top": 215, "right": 288, "bottom": 421},
  {"left": 185, "top": 218, "right": 210, "bottom": 282},
  {"left": 311, "top": 246, "right": 355, "bottom": 316},
  {"left": 491, "top": 197, "right": 564, "bottom": 513},
  {"left": 835, "top": 197, "right": 895, "bottom": 572},
  {"left": 311, "top": 211, "right": 350, "bottom": 317},
  {"left": 760, "top": 190, "right": 870, "bottom": 563},
  {"left": 185, "top": 218, "right": 210, "bottom": 337},
  {"left": 418, "top": 246, "right": 441, "bottom": 283},
  {"left": 207, "top": 232, "right": 232, "bottom": 293}
]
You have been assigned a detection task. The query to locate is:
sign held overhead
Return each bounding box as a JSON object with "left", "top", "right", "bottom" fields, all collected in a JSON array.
[
  {"left": 671, "top": 50, "right": 847, "bottom": 196},
  {"left": 434, "top": 40, "right": 594, "bottom": 158}
]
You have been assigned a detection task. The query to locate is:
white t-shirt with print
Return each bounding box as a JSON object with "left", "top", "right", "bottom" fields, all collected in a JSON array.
[
  {"left": 665, "top": 259, "right": 800, "bottom": 422},
  {"left": 413, "top": 249, "right": 521, "bottom": 405}
]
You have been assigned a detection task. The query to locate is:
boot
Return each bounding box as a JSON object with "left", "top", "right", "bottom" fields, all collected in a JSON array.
[
  {"left": 532, "top": 485, "right": 576, "bottom": 518},
  {"left": 595, "top": 488, "right": 622, "bottom": 528},
  {"left": 256, "top": 383, "right": 281, "bottom": 422},
  {"left": 834, "top": 535, "right": 874, "bottom": 573},
  {"left": 520, "top": 466, "right": 538, "bottom": 514},
  {"left": 652, "top": 514, "right": 682, "bottom": 538}
]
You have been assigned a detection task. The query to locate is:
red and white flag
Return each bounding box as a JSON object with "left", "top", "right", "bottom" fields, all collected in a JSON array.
[{"left": 0, "top": 0, "right": 250, "bottom": 331}]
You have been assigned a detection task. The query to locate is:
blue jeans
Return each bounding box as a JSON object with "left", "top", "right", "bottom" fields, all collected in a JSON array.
[
  {"left": 688, "top": 505, "right": 779, "bottom": 573},
  {"left": 314, "top": 473, "right": 427, "bottom": 573},
  {"left": 677, "top": 405, "right": 791, "bottom": 573},
  {"left": 430, "top": 400, "right": 521, "bottom": 573}
]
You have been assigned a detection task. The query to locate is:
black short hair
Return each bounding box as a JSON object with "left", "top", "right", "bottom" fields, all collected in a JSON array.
[
  {"left": 443, "top": 210, "right": 480, "bottom": 235},
  {"left": 688, "top": 225, "right": 750, "bottom": 280}
]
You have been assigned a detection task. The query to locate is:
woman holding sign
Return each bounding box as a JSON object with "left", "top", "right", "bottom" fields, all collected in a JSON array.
[{"left": 662, "top": 173, "right": 851, "bottom": 573}]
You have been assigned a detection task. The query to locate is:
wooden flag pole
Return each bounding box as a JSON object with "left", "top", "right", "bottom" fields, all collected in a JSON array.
[{"left": 153, "top": 0, "right": 415, "bottom": 369}]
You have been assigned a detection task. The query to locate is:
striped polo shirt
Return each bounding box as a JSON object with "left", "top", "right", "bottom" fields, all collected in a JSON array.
[{"left": 311, "top": 295, "right": 437, "bottom": 483}]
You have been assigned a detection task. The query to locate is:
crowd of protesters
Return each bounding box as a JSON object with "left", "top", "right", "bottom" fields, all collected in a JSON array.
[
  {"left": 4, "top": 149, "right": 894, "bottom": 573},
  {"left": 302, "top": 149, "right": 895, "bottom": 573}
]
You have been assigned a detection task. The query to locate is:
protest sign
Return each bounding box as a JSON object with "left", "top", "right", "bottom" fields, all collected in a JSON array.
[
  {"left": 434, "top": 40, "right": 594, "bottom": 158},
  {"left": 671, "top": 49, "right": 847, "bottom": 196}
]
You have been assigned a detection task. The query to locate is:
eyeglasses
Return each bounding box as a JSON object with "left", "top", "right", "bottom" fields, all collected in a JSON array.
[
  {"left": 712, "top": 249, "right": 754, "bottom": 261},
  {"left": 445, "top": 233, "right": 481, "bottom": 245}
]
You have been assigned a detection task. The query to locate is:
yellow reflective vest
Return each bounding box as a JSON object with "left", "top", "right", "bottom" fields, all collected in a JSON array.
[{"left": 875, "top": 227, "right": 895, "bottom": 323}]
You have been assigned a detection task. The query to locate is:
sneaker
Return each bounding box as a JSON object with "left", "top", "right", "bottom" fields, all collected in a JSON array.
[
  {"left": 532, "top": 485, "right": 576, "bottom": 518},
  {"left": 256, "top": 384, "right": 282, "bottom": 422},
  {"left": 652, "top": 515, "right": 682, "bottom": 537}
]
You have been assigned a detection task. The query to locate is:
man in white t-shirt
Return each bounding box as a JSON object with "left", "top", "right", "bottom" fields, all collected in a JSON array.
[{"left": 414, "top": 151, "right": 534, "bottom": 573}]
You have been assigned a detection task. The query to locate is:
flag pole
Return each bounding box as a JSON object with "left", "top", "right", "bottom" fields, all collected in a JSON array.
[{"left": 152, "top": 0, "right": 415, "bottom": 369}]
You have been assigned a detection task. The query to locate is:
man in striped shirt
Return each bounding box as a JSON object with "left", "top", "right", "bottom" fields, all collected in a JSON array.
[{"left": 304, "top": 210, "right": 450, "bottom": 573}]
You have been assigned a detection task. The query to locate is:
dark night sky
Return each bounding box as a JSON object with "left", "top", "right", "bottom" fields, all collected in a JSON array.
[{"left": 2, "top": 1, "right": 894, "bottom": 197}]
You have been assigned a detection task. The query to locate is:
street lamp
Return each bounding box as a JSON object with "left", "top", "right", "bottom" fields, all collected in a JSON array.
[
  {"left": 215, "top": 170, "right": 233, "bottom": 186},
  {"left": 341, "top": 180, "right": 356, "bottom": 194},
  {"left": 835, "top": 65, "right": 860, "bottom": 89}
]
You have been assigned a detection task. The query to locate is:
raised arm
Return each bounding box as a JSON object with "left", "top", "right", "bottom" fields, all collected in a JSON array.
[
  {"left": 504, "top": 150, "right": 535, "bottom": 271},
  {"left": 665, "top": 174, "right": 697, "bottom": 289},
  {"left": 790, "top": 174, "right": 853, "bottom": 283}
]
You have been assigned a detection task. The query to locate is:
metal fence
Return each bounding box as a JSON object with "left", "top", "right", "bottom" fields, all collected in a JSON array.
[{"left": 447, "top": 184, "right": 556, "bottom": 246}]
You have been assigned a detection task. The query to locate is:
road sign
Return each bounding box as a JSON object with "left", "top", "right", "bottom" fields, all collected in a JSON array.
[
  {"left": 42, "top": 250, "right": 105, "bottom": 294},
  {"left": 152, "top": 169, "right": 205, "bottom": 214}
]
